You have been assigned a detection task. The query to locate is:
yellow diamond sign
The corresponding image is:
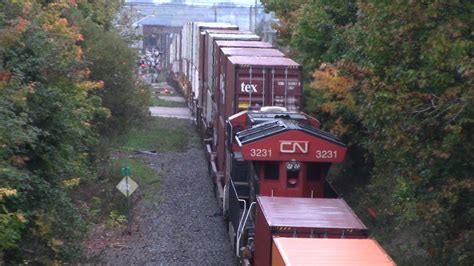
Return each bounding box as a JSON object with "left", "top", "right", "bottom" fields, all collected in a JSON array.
[{"left": 116, "top": 176, "right": 138, "bottom": 197}]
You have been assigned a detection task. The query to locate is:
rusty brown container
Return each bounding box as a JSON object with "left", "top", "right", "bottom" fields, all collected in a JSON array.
[
  {"left": 201, "top": 34, "right": 261, "bottom": 129},
  {"left": 214, "top": 41, "right": 273, "bottom": 89},
  {"left": 254, "top": 196, "right": 368, "bottom": 266},
  {"left": 224, "top": 56, "right": 302, "bottom": 114},
  {"left": 199, "top": 30, "right": 252, "bottom": 95},
  {"left": 213, "top": 49, "right": 285, "bottom": 172},
  {"left": 215, "top": 48, "right": 284, "bottom": 104},
  {"left": 214, "top": 42, "right": 274, "bottom": 99}
]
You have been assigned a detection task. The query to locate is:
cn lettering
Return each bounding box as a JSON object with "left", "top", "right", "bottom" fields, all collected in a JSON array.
[
  {"left": 280, "top": 141, "right": 309, "bottom": 154},
  {"left": 240, "top": 82, "right": 257, "bottom": 93}
]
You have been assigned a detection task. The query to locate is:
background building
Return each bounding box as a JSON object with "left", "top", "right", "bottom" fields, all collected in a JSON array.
[{"left": 122, "top": 0, "right": 278, "bottom": 53}]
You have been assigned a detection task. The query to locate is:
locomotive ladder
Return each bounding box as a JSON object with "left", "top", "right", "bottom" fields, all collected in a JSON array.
[
  {"left": 225, "top": 180, "right": 250, "bottom": 257},
  {"left": 236, "top": 201, "right": 256, "bottom": 257}
]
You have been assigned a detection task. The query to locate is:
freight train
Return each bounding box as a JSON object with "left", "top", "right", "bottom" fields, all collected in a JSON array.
[{"left": 167, "top": 22, "right": 395, "bottom": 265}]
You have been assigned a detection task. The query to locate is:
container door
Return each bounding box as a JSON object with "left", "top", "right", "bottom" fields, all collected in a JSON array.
[
  {"left": 235, "top": 67, "right": 265, "bottom": 112},
  {"left": 268, "top": 67, "right": 302, "bottom": 111}
]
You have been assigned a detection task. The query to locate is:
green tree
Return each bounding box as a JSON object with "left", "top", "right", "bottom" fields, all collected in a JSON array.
[
  {"left": 0, "top": 0, "right": 148, "bottom": 263},
  {"left": 81, "top": 20, "right": 150, "bottom": 136},
  {"left": 263, "top": 0, "right": 474, "bottom": 264}
]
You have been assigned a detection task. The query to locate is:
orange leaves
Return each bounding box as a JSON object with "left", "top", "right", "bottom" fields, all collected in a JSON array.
[
  {"left": 57, "top": 18, "right": 68, "bottom": 26},
  {"left": 75, "top": 46, "right": 83, "bottom": 60},
  {"left": 75, "top": 33, "right": 84, "bottom": 42},
  {"left": 0, "top": 188, "right": 17, "bottom": 201},
  {"left": 432, "top": 150, "right": 450, "bottom": 159},
  {"left": 312, "top": 63, "right": 357, "bottom": 97},
  {"left": 310, "top": 62, "right": 359, "bottom": 136},
  {"left": 77, "top": 81, "right": 104, "bottom": 92},
  {"left": 320, "top": 102, "right": 337, "bottom": 113},
  {"left": 21, "top": 1, "right": 33, "bottom": 16},
  {"left": 10, "top": 16, "right": 30, "bottom": 34},
  {"left": 0, "top": 72, "right": 12, "bottom": 82},
  {"left": 311, "top": 63, "right": 357, "bottom": 113},
  {"left": 40, "top": 6, "right": 82, "bottom": 42},
  {"left": 98, "top": 80, "right": 105, "bottom": 89},
  {"left": 9, "top": 155, "right": 30, "bottom": 168},
  {"left": 41, "top": 17, "right": 73, "bottom": 37}
]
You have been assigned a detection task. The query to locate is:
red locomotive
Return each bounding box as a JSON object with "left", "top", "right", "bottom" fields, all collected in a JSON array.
[{"left": 168, "top": 22, "right": 395, "bottom": 265}]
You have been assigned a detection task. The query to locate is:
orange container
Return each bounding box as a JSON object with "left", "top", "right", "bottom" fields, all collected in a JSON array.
[{"left": 271, "top": 237, "right": 396, "bottom": 266}]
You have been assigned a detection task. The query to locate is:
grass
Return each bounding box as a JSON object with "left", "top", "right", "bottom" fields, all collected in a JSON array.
[
  {"left": 72, "top": 155, "right": 160, "bottom": 227},
  {"left": 113, "top": 117, "right": 191, "bottom": 153},
  {"left": 109, "top": 157, "right": 162, "bottom": 202}
]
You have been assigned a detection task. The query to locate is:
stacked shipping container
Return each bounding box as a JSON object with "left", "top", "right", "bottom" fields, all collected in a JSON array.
[{"left": 202, "top": 33, "right": 261, "bottom": 128}]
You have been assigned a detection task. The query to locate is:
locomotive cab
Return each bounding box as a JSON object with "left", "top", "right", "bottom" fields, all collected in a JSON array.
[{"left": 231, "top": 110, "right": 347, "bottom": 199}]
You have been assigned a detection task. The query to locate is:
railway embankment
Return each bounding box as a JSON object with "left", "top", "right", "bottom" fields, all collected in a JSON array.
[{"left": 82, "top": 81, "right": 234, "bottom": 264}]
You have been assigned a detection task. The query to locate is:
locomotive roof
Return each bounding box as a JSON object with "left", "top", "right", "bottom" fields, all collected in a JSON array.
[
  {"left": 272, "top": 238, "right": 395, "bottom": 265},
  {"left": 220, "top": 47, "right": 285, "bottom": 57},
  {"left": 258, "top": 197, "right": 366, "bottom": 230},
  {"left": 215, "top": 40, "right": 273, "bottom": 48},
  {"left": 236, "top": 118, "right": 345, "bottom": 147},
  {"left": 228, "top": 56, "right": 300, "bottom": 67}
]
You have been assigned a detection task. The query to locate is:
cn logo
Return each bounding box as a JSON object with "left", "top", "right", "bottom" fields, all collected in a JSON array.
[
  {"left": 280, "top": 141, "right": 309, "bottom": 154},
  {"left": 240, "top": 82, "right": 257, "bottom": 93}
]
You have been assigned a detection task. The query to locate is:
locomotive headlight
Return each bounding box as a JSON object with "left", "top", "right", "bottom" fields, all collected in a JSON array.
[
  {"left": 293, "top": 162, "right": 301, "bottom": 171},
  {"left": 286, "top": 162, "right": 294, "bottom": 171},
  {"left": 286, "top": 161, "right": 301, "bottom": 171}
]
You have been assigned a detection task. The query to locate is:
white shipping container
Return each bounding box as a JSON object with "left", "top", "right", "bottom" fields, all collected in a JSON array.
[
  {"left": 189, "top": 22, "right": 238, "bottom": 101},
  {"left": 191, "top": 22, "right": 238, "bottom": 74},
  {"left": 177, "top": 33, "right": 181, "bottom": 63},
  {"left": 192, "top": 67, "right": 199, "bottom": 100},
  {"left": 181, "top": 23, "right": 193, "bottom": 83},
  {"left": 169, "top": 36, "right": 176, "bottom": 65}
]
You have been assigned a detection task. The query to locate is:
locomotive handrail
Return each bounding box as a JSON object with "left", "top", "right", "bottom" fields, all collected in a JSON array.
[
  {"left": 222, "top": 184, "right": 227, "bottom": 211},
  {"left": 236, "top": 201, "right": 256, "bottom": 257},
  {"left": 230, "top": 180, "right": 247, "bottom": 256}
]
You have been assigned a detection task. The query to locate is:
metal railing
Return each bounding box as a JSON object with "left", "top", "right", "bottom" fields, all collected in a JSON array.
[{"left": 236, "top": 201, "right": 256, "bottom": 257}]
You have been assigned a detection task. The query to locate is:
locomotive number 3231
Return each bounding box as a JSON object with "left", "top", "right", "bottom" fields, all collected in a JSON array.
[
  {"left": 316, "top": 150, "right": 338, "bottom": 159},
  {"left": 250, "top": 148, "right": 272, "bottom": 157}
]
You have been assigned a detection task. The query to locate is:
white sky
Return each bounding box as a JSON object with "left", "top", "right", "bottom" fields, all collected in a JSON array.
[{"left": 151, "top": 0, "right": 260, "bottom": 5}]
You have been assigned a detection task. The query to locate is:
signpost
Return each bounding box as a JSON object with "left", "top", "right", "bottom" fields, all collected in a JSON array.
[{"left": 116, "top": 166, "right": 138, "bottom": 234}]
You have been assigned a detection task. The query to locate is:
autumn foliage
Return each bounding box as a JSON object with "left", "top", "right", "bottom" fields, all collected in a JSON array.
[
  {"left": 263, "top": 0, "right": 473, "bottom": 264},
  {"left": 0, "top": 0, "right": 147, "bottom": 263}
]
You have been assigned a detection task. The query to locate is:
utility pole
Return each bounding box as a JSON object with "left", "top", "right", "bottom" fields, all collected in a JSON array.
[
  {"left": 214, "top": 4, "right": 217, "bottom": 22},
  {"left": 249, "top": 5, "right": 253, "bottom": 31},
  {"left": 254, "top": 0, "right": 258, "bottom": 32}
]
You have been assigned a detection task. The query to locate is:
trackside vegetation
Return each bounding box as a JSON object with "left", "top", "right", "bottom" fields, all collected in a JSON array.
[
  {"left": 0, "top": 0, "right": 150, "bottom": 263},
  {"left": 262, "top": 0, "right": 473, "bottom": 264}
]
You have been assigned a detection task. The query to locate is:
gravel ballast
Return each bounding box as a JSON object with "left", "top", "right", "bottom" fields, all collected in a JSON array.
[{"left": 102, "top": 121, "right": 236, "bottom": 265}]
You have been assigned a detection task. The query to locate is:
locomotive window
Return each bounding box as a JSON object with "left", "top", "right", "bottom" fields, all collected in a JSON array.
[
  {"left": 306, "top": 163, "right": 321, "bottom": 182},
  {"left": 264, "top": 162, "right": 279, "bottom": 180}
]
